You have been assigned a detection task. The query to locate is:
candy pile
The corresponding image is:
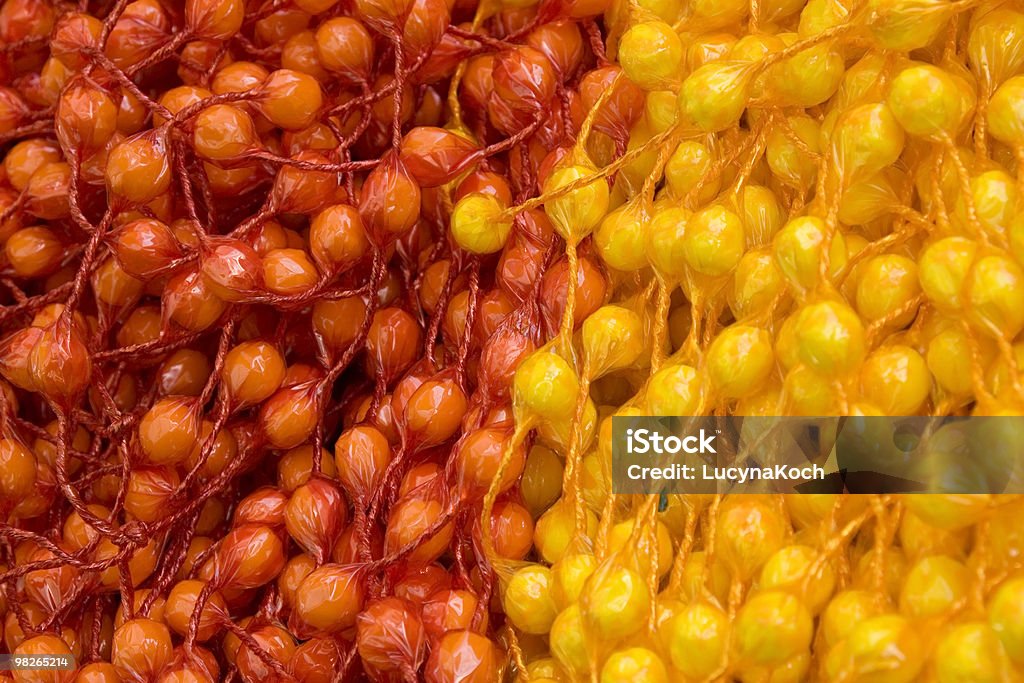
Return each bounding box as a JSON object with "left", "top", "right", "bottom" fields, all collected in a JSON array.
[
  {"left": 498, "top": 0, "right": 1024, "bottom": 681},
  {"left": 0, "top": 0, "right": 599, "bottom": 678},
  {"left": 2, "top": 0, "right": 1024, "bottom": 679}
]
